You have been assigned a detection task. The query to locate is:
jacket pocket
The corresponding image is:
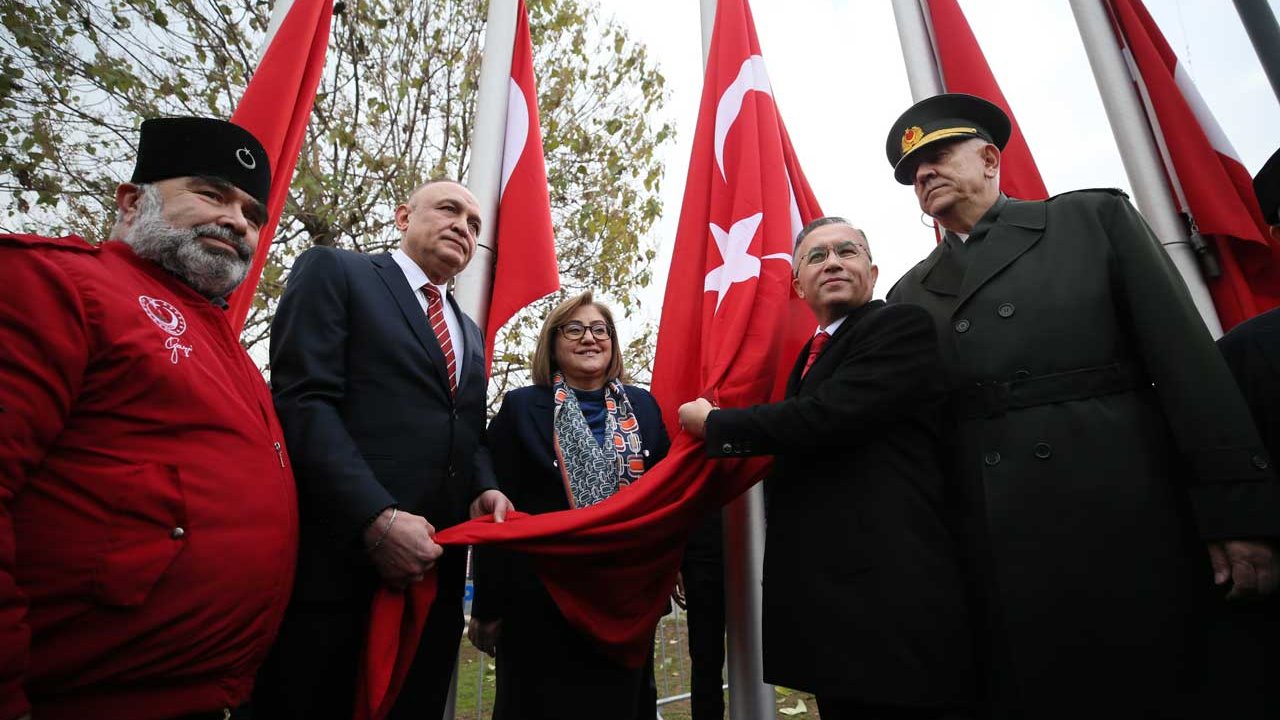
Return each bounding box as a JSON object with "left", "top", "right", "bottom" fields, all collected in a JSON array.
[{"left": 91, "top": 463, "right": 188, "bottom": 607}]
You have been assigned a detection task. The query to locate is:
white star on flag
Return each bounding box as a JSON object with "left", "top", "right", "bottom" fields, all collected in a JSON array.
[{"left": 704, "top": 212, "right": 793, "bottom": 313}]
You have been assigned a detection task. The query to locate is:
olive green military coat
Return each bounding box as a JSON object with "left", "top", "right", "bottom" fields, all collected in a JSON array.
[{"left": 888, "top": 190, "right": 1280, "bottom": 719}]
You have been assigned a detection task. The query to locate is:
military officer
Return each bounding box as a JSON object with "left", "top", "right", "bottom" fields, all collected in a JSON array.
[{"left": 885, "top": 93, "right": 1280, "bottom": 720}]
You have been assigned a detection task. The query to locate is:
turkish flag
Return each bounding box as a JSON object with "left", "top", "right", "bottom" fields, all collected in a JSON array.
[
  {"left": 1108, "top": 0, "right": 1280, "bottom": 330},
  {"left": 484, "top": 0, "right": 560, "bottom": 373},
  {"left": 226, "top": 0, "right": 333, "bottom": 333},
  {"left": 355, "top": 1, "right": 820, "bottom": 718},
  {"left": 925, "top": 0, "right": 1048, "bottom": 201}
]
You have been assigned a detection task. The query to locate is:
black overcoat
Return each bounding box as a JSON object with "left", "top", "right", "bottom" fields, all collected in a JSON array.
[
  {"left": 888, "top": 190, "right": 1280, "bottom": 718},
  {"left": 703, "top": 300, "right": 975, "bottom": 708}
]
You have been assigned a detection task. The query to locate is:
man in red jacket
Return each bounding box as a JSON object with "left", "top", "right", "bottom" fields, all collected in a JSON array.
[{"left": 0, "top": 117, "right": 298, "bottom": 720}]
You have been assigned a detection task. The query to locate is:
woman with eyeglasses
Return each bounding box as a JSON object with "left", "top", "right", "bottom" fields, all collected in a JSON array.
[{"left": 468, "top": 290, "right": 670, "bottom": 720}]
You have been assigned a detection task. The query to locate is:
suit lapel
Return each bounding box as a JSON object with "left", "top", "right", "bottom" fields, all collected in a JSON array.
[
  {"left": 954, "top": 199, "right": 1046, "bottom": 313},
  {"left": 449, "top": 292, "right": 485, "bottom": 395},
  {"left": 371, "top": 253, "right": 452, "bottom": 390},
  {"left": 530, "top": 388, "right": 555, "bottom": 453},
  {"left": 796, "top": 301, "right": 880, "bottom": 391},
  {"left": 920, "top": 242, "right": 963, "bottom": 298}
]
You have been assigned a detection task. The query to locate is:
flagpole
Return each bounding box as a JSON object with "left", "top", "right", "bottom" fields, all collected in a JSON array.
[
  {"left": 891, "top": 0, "right": 944, "bottom": 101},
  {"left": 257, "top": 0, "right": 295, "bottom": 61},
  {"left": 1231, "top": 0, "right": 1280, "bottom": 104},
  {"left": 455, "top": 0, "right": 519, "bottom": 324},
  {"left": 698, "top": 3, "right": 772, "bottom": 718},
  {"left": 1069, "top": 0, "right": 1223, "bottom": 337}
]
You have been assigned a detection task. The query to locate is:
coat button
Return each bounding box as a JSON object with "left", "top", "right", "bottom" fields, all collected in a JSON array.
[
  {"left": 721, "top": 443, "right": 734, "bottom": 454},
  {"left": 954, "top": 319, "right": 971, "bottom": 333},
  {"left": 997, "top": 302, "right": 1015, "bottom": 318},
  {"left": 170, "top": 527, "right": 186, "bottom": 540},
  {"left": 1253, "top": 454, "right": 1269, "bottom": 470},
  {"left": 1013, "top": 369, "right": 1032, "bottom": 380},
  {"left": 984, "top": 451, "right": 1001, "bottom": 466},
  {"left": 1033, "top": 442, "right": 1052, "bottom": 459}
]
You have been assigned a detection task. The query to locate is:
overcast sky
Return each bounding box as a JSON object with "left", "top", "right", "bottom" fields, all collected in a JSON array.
[{"left": 590, "top": 0, "right": 1280, "bottom": 327}]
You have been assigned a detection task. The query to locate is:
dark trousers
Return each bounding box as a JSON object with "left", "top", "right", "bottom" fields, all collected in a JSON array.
[
  {"left": 816, "top": 697, "right": 972, "bottom": 720},
  {"left": 254, "top": 550, "right": 466, "bottom": 720},
  {"left": 682, "top": 536, "right": 725, "bottom": 720}
]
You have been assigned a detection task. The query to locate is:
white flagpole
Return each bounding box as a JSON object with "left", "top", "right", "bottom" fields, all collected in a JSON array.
[
  {"left": 447, "top": 6, "right": 517, "bottom": 719},
  {"left": 891, "top": 0, "right": 944, "bottom": 101},
  {"left": 256, "top": 0, "right": 295, "bottom": 61},
  {"left": 1069, "top": 0, "right": 1223, "bottom": 337},
  {"left": 455, "top": 0, "right": 519, "bottom": 324},
  {"left": 699, "top": 3, "right": 773, "bottom": 717}
]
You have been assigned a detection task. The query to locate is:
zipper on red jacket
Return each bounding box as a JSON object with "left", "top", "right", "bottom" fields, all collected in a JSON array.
[{"left": 273, "top": 441, "right": 285, "bottom": 468}]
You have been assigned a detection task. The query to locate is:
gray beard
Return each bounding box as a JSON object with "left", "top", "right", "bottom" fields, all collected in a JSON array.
[{"left": 119, "top": 185, "right": 253, "bottom": 299}]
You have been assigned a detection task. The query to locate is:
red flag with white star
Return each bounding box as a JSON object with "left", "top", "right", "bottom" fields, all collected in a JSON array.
[{"left": 356, "top": 2, "right": 820, "bottom": 717}]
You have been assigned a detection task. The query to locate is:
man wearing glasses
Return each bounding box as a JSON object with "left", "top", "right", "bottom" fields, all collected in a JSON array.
[
  {"left": 257, "top": 179, "right": 514, "bottom": 720},
  {"left": 678, "top": 218, "right": 974, "bottom": 720}
]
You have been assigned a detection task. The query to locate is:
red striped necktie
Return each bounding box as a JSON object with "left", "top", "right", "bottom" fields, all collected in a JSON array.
[
  {"left": 423, "top": 285, "right": 458, "bottom": 396},
  {"left": 801, "top": 331, "right": 830, "bottom": 378}
]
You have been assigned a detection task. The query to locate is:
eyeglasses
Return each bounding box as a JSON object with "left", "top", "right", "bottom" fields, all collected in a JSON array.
[
  {"left": 558, "top": 321, "right": 612, "bottom": 341},
  {"left": 800, "top": 241, "right": 867, "bottom": 268}
]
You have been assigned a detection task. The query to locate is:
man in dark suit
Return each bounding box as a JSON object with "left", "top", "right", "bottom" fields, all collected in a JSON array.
[
  {"left": 885, "top": 93, "right": 1280, "bottom": 719},
  {"left": 1210, "top": 146, "right": 1280, "bottom": 719},
  {"left": 255, "top": 179, "right": 514, "bottom": 719},
  {"left": 678, "top": 218, "right": 974, "bottom": 720}
]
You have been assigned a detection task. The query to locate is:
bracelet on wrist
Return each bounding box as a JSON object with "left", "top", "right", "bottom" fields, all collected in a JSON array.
[{"left": 369, "top": 507, "right": 399, "bottom": 552}]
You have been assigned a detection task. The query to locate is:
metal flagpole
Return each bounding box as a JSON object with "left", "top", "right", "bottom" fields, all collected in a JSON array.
[
  {"left": 446, "top": 7, "right": 518, "bottom": 719},
  {"left": 1069, "top": 0, "right": 1223, "bottom": 337},
  {"left": 698, "top": 3, "right": 773, "bottom": 718},
  {"left": 890, "top": 0, "right": 944, "bottom": 101},
  {"left": 256, "top": 0, "right": 296, "bottom": 61},
  {"left": 454, "top": 0, "right": 519, "bottom": 325},
  {"left": 1231, "top": 0, "right": 1280, "bottom": 105}
]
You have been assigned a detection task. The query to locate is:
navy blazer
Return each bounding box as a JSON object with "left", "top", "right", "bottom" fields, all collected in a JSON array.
[
  {"left": 470, "top": 383, "right": 670, "bottom": 621},
  {"left": 270, "top": 246, "right": 497, "bottom": 603}
]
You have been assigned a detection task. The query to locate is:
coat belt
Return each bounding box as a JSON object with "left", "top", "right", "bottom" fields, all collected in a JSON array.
[{"left": 951, "top": 363, "right": 1146, "bottom": 419}]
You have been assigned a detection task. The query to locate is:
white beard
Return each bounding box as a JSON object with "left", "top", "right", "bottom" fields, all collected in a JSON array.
[{"left": 120, "top": 185, "right": 253, "bottom": 299}]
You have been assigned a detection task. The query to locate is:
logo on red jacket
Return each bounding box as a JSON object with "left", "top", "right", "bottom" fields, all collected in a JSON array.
[{"left": 139, "top": 295, "right": 193, "bottom": 364}]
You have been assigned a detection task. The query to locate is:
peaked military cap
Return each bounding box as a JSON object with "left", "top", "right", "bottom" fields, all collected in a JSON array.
[
  {"left": 885, "top": 93, "right": 1011, "bottom": 184},
  {"left": 130, "top": 117, "right": 271, "bottom": 205},
  {"left": 1254, "top": 146, "right": 1280, "bottom": 226}
]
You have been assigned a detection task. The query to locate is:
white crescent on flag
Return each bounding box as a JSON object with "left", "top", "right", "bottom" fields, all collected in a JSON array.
[
  {"left": 501, "top": 76, "right": 530, "bottom": 198},
  {"left": 714, "top": 55, "right": 772, "bottom": 181}
]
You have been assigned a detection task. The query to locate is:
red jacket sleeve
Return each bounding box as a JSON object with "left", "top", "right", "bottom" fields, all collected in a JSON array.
[{"left": 0, "top": 245, "right": 92, "bottom": 719}]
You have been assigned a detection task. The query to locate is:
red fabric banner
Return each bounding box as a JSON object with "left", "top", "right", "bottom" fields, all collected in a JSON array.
[
  {"left": 926, "top": 0, "right": 1048, "bottom": 201},
  {"left": 484, "top": 0, "right": 560, "bottom": 373},
  {"left": 226, "top": 0, "right": 333, "bottom": 333},
  {"left": 355, "top": 0, "right": 821, "bottom": 717},
  {"left": 1108, "top": 0, "right": 1280, "bottom": 330}
]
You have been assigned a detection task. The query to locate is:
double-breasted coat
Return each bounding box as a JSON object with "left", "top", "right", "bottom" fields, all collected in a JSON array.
[{"left": 888, "top": 191, "right": 1280, "bottom": 718}]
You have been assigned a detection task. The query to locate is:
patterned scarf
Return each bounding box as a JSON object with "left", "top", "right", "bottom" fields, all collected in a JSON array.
[{"left": 552, "top": 372, "right": 647, "bottom": 508}]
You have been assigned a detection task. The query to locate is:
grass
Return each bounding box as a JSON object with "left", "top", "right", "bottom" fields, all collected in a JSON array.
[{"left": 450, "top": 608, "right": 820, "bottom": 719}]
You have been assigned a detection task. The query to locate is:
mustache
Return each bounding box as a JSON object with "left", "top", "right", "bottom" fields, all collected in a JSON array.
[{"left": 191, "top": 223, "right": 252, "bottom": 260}]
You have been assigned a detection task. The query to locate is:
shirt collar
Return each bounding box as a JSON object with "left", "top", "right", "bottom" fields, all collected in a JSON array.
[
  {"left": 818, "top": 314, "right": 847, "bottom": 337},
  {"left": 391, "top": 248, "right": 448, "bottom": 297}
]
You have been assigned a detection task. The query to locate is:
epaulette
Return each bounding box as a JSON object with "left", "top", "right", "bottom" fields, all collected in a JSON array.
[
  {"left": 1046, "top": 187, "right": 1129, "bottom": 202},
  {"left": 0, "top": 233, "right": 98, "bottom": 253}
]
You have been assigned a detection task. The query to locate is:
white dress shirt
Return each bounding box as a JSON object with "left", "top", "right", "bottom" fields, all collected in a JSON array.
[{"left": 392, "top": 248, "right": 465, "bottom": 386}]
